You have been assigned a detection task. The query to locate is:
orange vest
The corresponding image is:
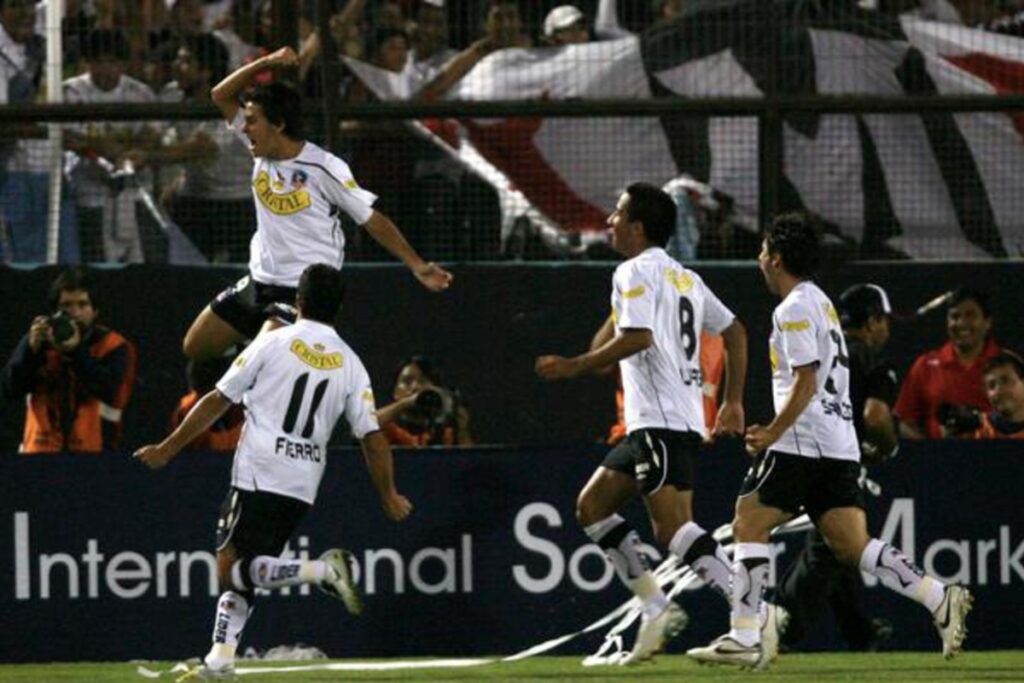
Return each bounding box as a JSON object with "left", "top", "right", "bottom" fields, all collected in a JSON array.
[
  {"left": 21, "top": 328, "right": 136, "bottom": 453},
  {"left": 972, "top": 412, "right": 1024, "bottom": 440},
  {"left": 382, "top": 420, "right": 455, "bottom": 447},
  {"left": 171, "top": 390, "right": 245, "bottom": 451}
]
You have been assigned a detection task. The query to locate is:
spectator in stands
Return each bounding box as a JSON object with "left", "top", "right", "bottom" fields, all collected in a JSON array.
[
  {"left": 377, "top": 355, "right": 472, "bottom": 446},
  {"left": 969, "top": 351, "right": 1024, "bottom": 439},
  {"left": 894, "top": 287, "right": 1001, "bottom": 439},
  {"left": 1, "top": 267, "right": 137, "bottom": 453},
  {"left": 170, "top": 355, "right": 245, "bottom": 451},
  {"left": 409, "top": 0, "right": 457, "bottom": 83},
  {"left": 159, "top": 33, "right": 255, "bottom": 263},
  {"left": 0, "top": 0, "right": 80, "bottom": 263},
  {"left": 542, "top": 5, "right": 589, "bottom": 46},
  {"left": 63, "top": 28, "right": 162, "bottom": 263}
]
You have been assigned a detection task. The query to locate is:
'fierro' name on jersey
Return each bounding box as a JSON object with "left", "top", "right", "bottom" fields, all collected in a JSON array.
[
  {"left": 216, "top": 319, "right": 379, "bottom": 504},
  {"left": 768, "top": 281, "right": 860, "bottom": 461},
  {"left": 611, "top": 247, "right": 735, "bottom": 438}
]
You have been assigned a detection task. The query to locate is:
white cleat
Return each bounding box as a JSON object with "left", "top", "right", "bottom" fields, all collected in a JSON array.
[
  {"left": 620, "top": 602, "right": 688, "bottom": 665},
  {"left": 934, "top": 584, "right": 973, "bottom": 660},
  {"left": 174, "top": 662, "right": 235, "bottom": 682},
  {"left": 318, "top": 548, "right": 363, "bottom": 615},
  {"left": 755, "top": 602, "right": 789, "bottom": 670},
  {"left": 687, "top": 634, "right": 761, "bottom": 668}
]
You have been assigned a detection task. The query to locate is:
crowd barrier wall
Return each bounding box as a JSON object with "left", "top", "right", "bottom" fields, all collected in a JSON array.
[
  {"left": 2, "top": 262, "right": 1023, "bottom": 449},
  {"left": 2, "top": 441, "right": 1021, "bottom": 662}
]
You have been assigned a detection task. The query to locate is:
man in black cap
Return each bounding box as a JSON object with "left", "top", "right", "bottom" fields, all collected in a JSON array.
[{"left": 773, "top": 282, "right": 899, "bottom": 652}]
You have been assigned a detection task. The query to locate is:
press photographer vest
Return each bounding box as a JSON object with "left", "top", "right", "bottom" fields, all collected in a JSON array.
[{"left": 21, "top": 327, "right": 136, "bottom": 453}]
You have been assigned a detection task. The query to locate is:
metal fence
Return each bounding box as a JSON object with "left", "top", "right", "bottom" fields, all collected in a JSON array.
[{"left": 2, "top": 0, "right": 1023, "bottom": 265}]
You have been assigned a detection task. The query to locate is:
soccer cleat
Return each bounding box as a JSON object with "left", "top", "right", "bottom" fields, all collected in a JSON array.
[
  {"left": 620, "top": 602, "right": 688, "bottom": 665},
  {"left": 687, "top": 634, "right": 761, "bottom": 668},
  {"left": 755, "top": 602, "right": 789, "bottom": 670},
  {"left": 174, "top": 662, "right": 235, "bottom": 682},
  {"left": 934, "top": 584, "right": 973, "bottom": 660},
  {"left": 318, "top": 548, "right": 363, "bottom": 615}
]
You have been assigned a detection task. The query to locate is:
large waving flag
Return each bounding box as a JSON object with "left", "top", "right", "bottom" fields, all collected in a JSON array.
[{"left": 345, "top": 1, "right": 1024, "bottom": 258}]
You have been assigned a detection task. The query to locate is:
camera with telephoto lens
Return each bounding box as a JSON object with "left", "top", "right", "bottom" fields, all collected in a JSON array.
[
  {"left": 937, "top": 403, "right": 982, "bottom": 435},
  {"left": 46, "top": 311, "right": 78, "bottom": 345},
  {"left": 413, "top": 386, "right": 456, "bottom": 426}
]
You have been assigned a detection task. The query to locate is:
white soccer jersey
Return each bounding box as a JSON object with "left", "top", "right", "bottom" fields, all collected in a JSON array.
[
  {"left": 768, "top": 281, "right": 860, "bottom": 461},
  {"left": 230, "top": 111, "right": 378, "bottom": 287},
  {"left": 612, "top": 247, "right": 736, "bottom": 437},
  {"left": 216, "top": 319, "right": 380, "bottom": 504}
]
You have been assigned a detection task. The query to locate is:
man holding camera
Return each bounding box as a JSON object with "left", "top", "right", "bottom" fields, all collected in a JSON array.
[
  {"left": 894, "top": 287, "right": 1001, "bottom": 439},
  {"left": 376, "top": 355, "right": 472, "bottom": 446},
  {"left": 1, "top": 267, "right": 137, "bottom": 453}
]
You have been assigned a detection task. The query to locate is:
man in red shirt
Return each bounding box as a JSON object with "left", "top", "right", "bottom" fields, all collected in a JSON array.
[{"left": 894, "top": 288, "right": 1001, "bottom": 439}]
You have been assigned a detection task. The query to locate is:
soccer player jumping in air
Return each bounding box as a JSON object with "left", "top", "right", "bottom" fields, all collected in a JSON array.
[{"left": 183, "top": 47, "right": 452, "bottom": 362}]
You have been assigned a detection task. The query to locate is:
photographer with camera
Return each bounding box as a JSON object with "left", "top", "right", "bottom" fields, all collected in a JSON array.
[
  {"left": 376, "top": 355, "right": 472, "bottom": 447},
  {"left": 1, "top": 267, "right": 137, "bottom": 453},
  {"left": 894, "top": 287, "right": 1001, "bottom": 439},
  {"left": 967, "top": 351, "right": 1024, "bottom": 440}
]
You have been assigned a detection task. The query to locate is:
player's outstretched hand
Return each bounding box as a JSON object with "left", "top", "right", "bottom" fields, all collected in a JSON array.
[
  {"left": 535, "top": 355, "right": 582, "bottom": 380},
  {"left": 713, "top": 400, "right": 745, "bottom": 438},
  {"left": 382, "top": 491, "right": 413, "bottom": 522},
  {"left": 265, "top": 46, "right": 299, "bottom": 68},
  {"left": 744, "top": 424, "right": 778, "bottom": 455},
  {"left": 415, "top": 262, "right": 453, "bottom": 292},
  {"left": 133, "top": 444, "right": 173, "bottom": 470}
]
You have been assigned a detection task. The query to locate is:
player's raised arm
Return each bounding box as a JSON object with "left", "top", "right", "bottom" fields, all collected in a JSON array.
[
  {"left": 134, "top": 390, "right": 233, "bottom": 469},
  {"left": 211, "top": 47, "right": 299, "bottom": 122},
  {"left": 359, "top": 430, "right": 413, "bottom": 521},
  {"left": 362, "top": 211, "right": 453, "bottom": 292}
]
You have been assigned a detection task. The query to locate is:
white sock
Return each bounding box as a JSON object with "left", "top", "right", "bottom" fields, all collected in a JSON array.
[
  {"left": 205, "top": 591, "right": 250, "bottom": 669},
  {"left": 585, "top": 514, "right": 668, "bottom": 618},
  {"left": 859, "top": 539, "right": 946, "bottom": 613},
  {"left": 729, "top": 542, "right": 770, "bottom": 647},
  {"left": 246, "top": 556, "right": 329, "bottom": 589},
  {"left": 669, "top": 521, "right": 732, "bottom": 603}
]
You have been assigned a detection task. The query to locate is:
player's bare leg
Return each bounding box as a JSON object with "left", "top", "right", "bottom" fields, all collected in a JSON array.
[{"left": 183, "top": 306, "right": 246, "bottom": 361}]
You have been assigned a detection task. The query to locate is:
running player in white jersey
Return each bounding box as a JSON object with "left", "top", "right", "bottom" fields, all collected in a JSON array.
[
  {"left": 183, "top": 47, "right": 452, "bottom": 361},
  {"left": 687, "top": 214, "right": 973, "bottom": 669},
  {"left": 135, "top": 264, "right": 412, "bottom": 680},
  {"left": 535, "top": 183, "right": 750, "bottom": 665}
]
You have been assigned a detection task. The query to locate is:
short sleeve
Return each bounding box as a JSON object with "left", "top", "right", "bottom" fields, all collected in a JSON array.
[
  {"left": 215, "top": 334, "right": 274, "bottom": 403},
  {"left": 613, "top": 262, "right": 655, "bottom": 331},
  {"left": 319, "top": 155, "right": 378, "bottom": 226},
  {"left": 776, "top": 299, "right": 819, "bottom": 370},
  {"left": 893, "top": 356, "right": 927, "bottom": 423},
  {"left": 344, "top": 355, "right": 381, "bottom": 439},
  {"left": 697, "top": 277, "right": 735, "bottom": 335}
]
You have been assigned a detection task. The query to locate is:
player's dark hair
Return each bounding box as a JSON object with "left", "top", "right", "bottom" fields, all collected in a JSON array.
[
  {"left": 297, "top": 264, "right": 345, "bottom": 324},
  {"left": 949, "top": 287, "right": 991, "bottom": 318},
  {"left": 625, "top": 182, "right": 676, "bottom": 248},
  {"left": 82, "top": 28, "right": 129, "bottom": 61},
  {"left": 764, "top": 212, "right": 820, "bottom": 278},
  {"left": 48, "top": 267, "right": 97, "bottom": 310},
  {"left": 245, "top": 81, "right": 303, "bottom": 140},
  {"left": 984, "top": 351, "right": 1024, "bottom": 380}
]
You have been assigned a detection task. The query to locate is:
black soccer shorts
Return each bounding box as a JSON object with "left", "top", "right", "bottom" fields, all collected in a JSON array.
[
  {"left": 602, "top": 428, "right": 702, "bottom": 495},
  {"left": 215, "top": 487, "right": 310, "bottom": 558},
  {"left": 210, "top": 275, "right": 298, "bottom": 340},
  {"left": 738, "top": 450, "right": 865, "bottom": 521}
]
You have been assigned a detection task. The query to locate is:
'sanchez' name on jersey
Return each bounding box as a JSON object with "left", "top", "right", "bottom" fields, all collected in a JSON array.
[
  {"left": 769, "top": 280, "right": 860, "bottom": 461},
  {"left": 611, "top": 247, "right": 736, "bottom": 438},
  {"left": 216, "top": 319, "right": 379, "bottom": 504},
  {"left": 230, "top": 110, "right": 378, "bottom": 288}
]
